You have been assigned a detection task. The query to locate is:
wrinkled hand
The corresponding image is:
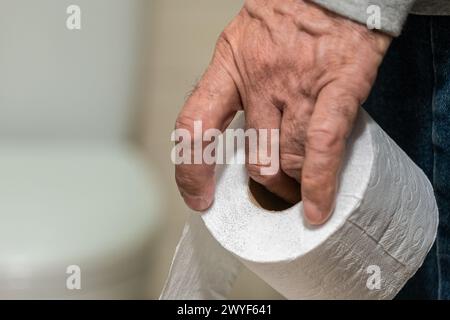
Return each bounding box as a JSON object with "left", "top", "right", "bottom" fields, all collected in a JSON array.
[{"left": 175, "top": 0, "right": 391, "bottom": 224}]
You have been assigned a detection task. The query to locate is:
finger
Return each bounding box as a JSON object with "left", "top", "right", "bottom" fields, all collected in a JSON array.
[
  {"left": 302, "top": 85, "right": 359, "bottom": 225},
  {"left": 279, "top": 97, "right": 314, "bottom": 182},
  {"left": 245, "top": 97, "right": 300, "bottom": 204},
  {"left": 175, "top": 43, "right": 241, "bottom": 211}
]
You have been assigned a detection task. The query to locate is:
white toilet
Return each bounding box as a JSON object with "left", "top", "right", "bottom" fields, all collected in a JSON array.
[{"left": 0, "top": 0, "right": 163, "bottom": 299}]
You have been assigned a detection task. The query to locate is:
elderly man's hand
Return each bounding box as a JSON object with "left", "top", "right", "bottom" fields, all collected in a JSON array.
[{"left": 175, "top": 0, "right": 391, "bottom": 225}]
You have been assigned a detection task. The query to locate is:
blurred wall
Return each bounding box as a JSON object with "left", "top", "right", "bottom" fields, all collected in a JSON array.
[
  {"left": 143, "top": 0, "right": 282, "bottom": 299},
  {"left": 0, "top": 0, "right": 146, "bottom": 141}
]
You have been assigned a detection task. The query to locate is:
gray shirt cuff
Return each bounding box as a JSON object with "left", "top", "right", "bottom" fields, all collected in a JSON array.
[{"left": 309, "top": 0, "right": 416, "bottom": 36}]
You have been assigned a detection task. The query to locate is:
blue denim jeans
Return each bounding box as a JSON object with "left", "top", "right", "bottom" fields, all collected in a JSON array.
[{"left": 363, "top": 15, "right": 450, "bottom": 300}]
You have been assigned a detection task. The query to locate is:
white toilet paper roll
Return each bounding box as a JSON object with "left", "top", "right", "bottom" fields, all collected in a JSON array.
[{"left": 162, "top": 110, "right": 438, "bottom": 300}]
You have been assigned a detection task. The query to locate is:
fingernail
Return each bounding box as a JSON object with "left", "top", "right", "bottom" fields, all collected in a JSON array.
[{"left": 303, "top": 200, "right": 330, "bottom": 225}]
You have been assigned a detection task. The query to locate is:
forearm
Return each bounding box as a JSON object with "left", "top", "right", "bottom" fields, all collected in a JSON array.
[{"left": 308, "top": 0, "right": 417, "bottom": 36}]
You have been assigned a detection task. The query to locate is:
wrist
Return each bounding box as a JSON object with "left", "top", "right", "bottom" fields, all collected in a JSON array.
[{"left": 300, "top": 0, "right": 392, "bottom": 51}]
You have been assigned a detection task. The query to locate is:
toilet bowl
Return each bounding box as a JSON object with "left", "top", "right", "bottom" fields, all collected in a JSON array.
[
  {"left": 0, "top": 143, "right": 162, "bottom": 299},
  {"left": 0, "top": 0, "right": 162, "bottom": 298}
]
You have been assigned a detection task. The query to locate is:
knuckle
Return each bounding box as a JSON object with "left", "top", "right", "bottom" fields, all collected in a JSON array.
[
  {"left": 302, "top": 171, "right": 323, "bottom": 189},
  {"left": 328, "top": 101, "right": 357, "bottom": 120},
  {"left": 280, "top": 153, "right": 303, "bottom": 177},
  {"left": 175, "top": 114, "right": 195, "bottom": 133},
  {"left": 280, "top": 157, "right": 293, "bottom": 174},
  {"left": 175, "top": 167, "right": 211, "bottom": 195},
  {"left": 174, "top": 114, "right": 205, "bottom": 151},
  {"left": 175, "top": 171, "right": 197, "bottom": 193},
  {"left": 306, "top": 126, "right": 342, "bottom": 154},
  {"left": 218, "top": 29, "right": 231, "bottom": 45},
  {"left": 175, "top": 114, "right": 205, "bottom": 140},
  {"left": 215, "top": 30, "right": 235, "bottom": 63},
  {"left": 216, "top": 32, "right": 229, "bottom": 52},
  {"left": 246, "top": 163, "right": 280, "bottom": 186},
  {"left": 302, "top": 173, "right": 332, "bottom": 197}
]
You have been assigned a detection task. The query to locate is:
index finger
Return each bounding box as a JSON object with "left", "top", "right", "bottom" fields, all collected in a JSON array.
[{"left": 174, "top": 40, "right": 241, "bottom": 211}]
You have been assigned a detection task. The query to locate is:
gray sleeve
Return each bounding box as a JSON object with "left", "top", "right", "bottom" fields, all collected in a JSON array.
[{"left": 309, "top": 0, "right": 417, "bottom": 36}]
